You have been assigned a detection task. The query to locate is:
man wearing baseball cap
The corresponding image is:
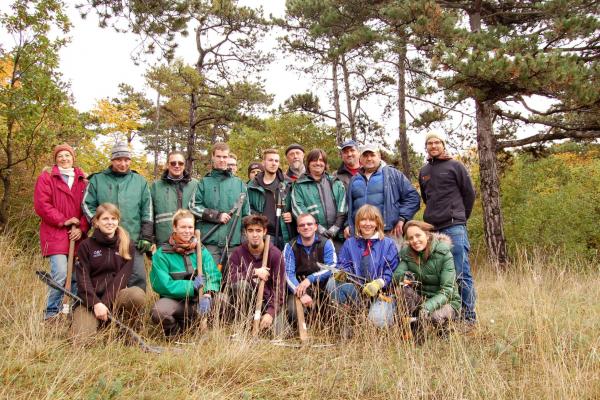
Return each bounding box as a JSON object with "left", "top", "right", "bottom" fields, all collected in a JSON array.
[
  {"left": 333, "top": 139, "right": 361, "bottom": 190},
  {"left": 346, "top": 144, "right": 420, "bottom": 238},
  {"left": 419, "top": 131, "right": 477, "bottom": 327},
  {"left": 284, "top": 143, "right": 305, "bottom": 182},
  {"left": 247, "top": 161, "right": 264, "bottom": 184},
  {"left": 82, "top": 142, "right": 154, "bottom": 291}
]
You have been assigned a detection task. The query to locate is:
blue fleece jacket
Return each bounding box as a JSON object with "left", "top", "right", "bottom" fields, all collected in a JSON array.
[{"left": 337, "top": 236, "right": 399, "bottom": 287}]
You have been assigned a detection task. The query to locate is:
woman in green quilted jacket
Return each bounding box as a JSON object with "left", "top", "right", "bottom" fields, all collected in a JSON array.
[
  {"left": 393, "top": 220, "right": 461, "bottom": 333},
  {"left": 150, "top": 209, "right": 221, "bottom": 336}
]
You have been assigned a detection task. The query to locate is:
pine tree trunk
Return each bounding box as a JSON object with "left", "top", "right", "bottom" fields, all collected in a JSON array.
[
  {"left": 476, "top": 100, "right": 508, "bottom": 266},
  {"left": 331, "top": 58, "right": 344, "bottom": 145},
  {"left": 153, "top": 90, "right": 161, "bottom": 179},
  {"left": 186, "top": 91, "right": 197, "bottom": 174},
  {"left": 396, "top": 43, "right": 411, "bottom": 179},
  {"left": 340, "top": 55, "right": 356, "bottom": 141}
]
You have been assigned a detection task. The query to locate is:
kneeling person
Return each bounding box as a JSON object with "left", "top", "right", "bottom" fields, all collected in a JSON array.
[
  {"left": 150, "top": 210, "right": 221, "bottom": 336},
  {"left": 284, "top": 213, "right": 336, "bottom": 324},
  {"left": 227, "top": 215, "right": 286, "bottom": 333}
]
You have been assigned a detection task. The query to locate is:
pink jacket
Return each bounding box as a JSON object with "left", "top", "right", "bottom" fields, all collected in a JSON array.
[{"left": 34, "top": 165, "right": 89, "bottom": 256}]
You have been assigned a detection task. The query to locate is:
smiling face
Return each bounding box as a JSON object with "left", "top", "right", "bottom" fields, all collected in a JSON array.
[
  {"left": 55, "top": 150, "right": 74, "bottom": 169},
  {"left": 341, "top": 146, "right": 359, "bottom": 169},
  {"left": 286, "top": 149, "right": 304, "bottom": 171},
  {"left": 167, "top": 153, "right": 186, "bottom": 178},
  {"left": 245, "top": 224, "right": 266, "bottom": 250},
  {"left": 426, "top": 138, "right": 445, "bottom": 158},
  {"left": 308, "top": 155, "right": 326, "bottom": 179},
  {"left": 358, "top": 217, "right": 377, "bottom": 238},
  {"left": 111, "top": 157, "right": 131, "bottom": 173},
  {"left": 173, "top": 217, "right": 195, "bottom": 242},
  {"left": 360, "top": 151, "right": 381, "bottom": 173},
  {"left": 297, "top": 214, "right": 317, "bottom": 240},
  {"left": 406, "top": 225, "right": 429, "bottom": 252},
  {"left": 95, "top": 211, "right": 119, "bottom": 237}
]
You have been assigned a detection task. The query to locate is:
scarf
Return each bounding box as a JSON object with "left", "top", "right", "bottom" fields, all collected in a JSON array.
[
  {"left": 168, "top": 232, "right": 197, "bottom": 255},
  {"left": 58, "top": 167, "right": 75, "bottom": 189}
]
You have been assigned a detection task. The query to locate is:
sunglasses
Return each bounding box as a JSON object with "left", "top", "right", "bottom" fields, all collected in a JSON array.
[
  {"left": 298, "top": 222, "right": 315, "bottom": 227},
  {"left": 169, "top": 161, "right": 185, "bottom": 166}
]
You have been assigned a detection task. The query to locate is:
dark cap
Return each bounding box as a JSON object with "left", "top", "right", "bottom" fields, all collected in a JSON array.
[
  {"left": 339, "top": 139, "right": 358, "bottom": 151},
  {"left": 247, "top": 161, "right": 264, "bottom": 176},
  {"left": 285, "top": 143, "right": 305, "bottom": 155}
]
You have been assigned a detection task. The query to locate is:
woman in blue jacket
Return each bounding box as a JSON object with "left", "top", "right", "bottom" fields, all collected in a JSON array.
[{"left": 327, "top": 204, "right": 399, "bottom": 328}]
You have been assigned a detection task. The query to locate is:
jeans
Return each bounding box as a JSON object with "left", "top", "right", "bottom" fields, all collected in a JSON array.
[
  {"left": 127, "top": 249, "right": 147, "bottom": 292},
  {"left": 326, "top": 278, "right": 396, "bottom": 328},
  {"left": 45, "top": 254, "right": 77, "bottom": 319},
  {"left": 438, "top": 224, "right": 477, "bottom": 322}
]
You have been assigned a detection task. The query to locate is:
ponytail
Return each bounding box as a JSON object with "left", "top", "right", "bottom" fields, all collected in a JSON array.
[{"left": 116, "top": 226, "right": 131, "bottom": 260}]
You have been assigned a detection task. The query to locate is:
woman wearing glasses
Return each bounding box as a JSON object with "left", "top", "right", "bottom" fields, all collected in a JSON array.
[{"left": 151, "top": 151, "right": 199, "bottom": 245}]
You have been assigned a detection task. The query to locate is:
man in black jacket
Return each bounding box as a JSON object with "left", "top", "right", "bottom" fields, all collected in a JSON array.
[{"left": 419, "top": 131, "right": 477, "bottom": 326}]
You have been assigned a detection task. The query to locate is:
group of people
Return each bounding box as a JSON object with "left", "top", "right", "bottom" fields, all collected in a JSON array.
[{"left": 34, "top": 132, "right": 477, "bottom": 343}]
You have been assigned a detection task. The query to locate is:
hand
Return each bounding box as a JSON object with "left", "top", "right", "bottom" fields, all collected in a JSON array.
[
  {"left": 197, "top": 295, "right": 212, "bottom": 315},
  {"left": 193, "top": 275, "right": 204, "bottom": 291},
  {"left": 326, "top": 226, "right": 340, "bottom": 239},
  {"left": 64, "top": 217, "right": 80, "bottom": 227},
  {"left": 317, "top": 224, "right": 328, "bottom": 237},
  {"left": 254, "top": 267, "right": 270, "bottom": 281},
  {"left": 69, "top": 227, "right": 82, "bottom": 241},
  {"left": 259, "top": 313, "right": 273, "bottom": 330},
  {"left": 282, "top": 212, "right": 292, "bottom": 223},
  {"left": 300, "top": 294, "right": 313, "bottom": 307},
  {"left": 295, "top": 278, "right": 311, "bottom": 297},
  {"left": 343, "top": 226, "right": 351, "bottom": 239},
  {"left": 136, "top": 239, "right": 153, "bottom": 253},
  {"left": 392, "top": 220, "right": 405, "bottom": 238},
  {"left": 93, "top": 302, "right": 109, "bottom": 321},
  {"left": 362, "top": 279, "right": 385, "bottom": 297},
  {"left": 218, "top": 213, "right": 232, "bottom": 224},
  {"left": 333, "top": 270, "right": 347, "bottom": 282}
]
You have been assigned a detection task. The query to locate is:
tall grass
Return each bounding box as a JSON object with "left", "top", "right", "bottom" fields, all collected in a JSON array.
[{"left": 1, "top": 233, "right": 598, "bottom": 399}]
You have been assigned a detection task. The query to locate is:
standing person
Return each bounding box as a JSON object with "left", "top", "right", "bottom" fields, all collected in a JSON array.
[
  {"left": 284, "top": 143, "right": 305, "bottom": 182},
  {"left": 290, "top": 149, "right": 347, "bottom": 249},
  {"left": 34, "top": 144, "right": 89, "bottom": 321},
  {"left": 333, "top": 139, "right": 361, "bottom": 190},
  {"left": 189, "top": 142, "right": 249, "bottom": 266},
  {"left": 150, "top": 151, "right": 198, "bottom": 245},
  {"left": 72, "top": 203, "right": 146, "bottom": 343},
  {"left": 226, "top": 215, "right": 286, "bottom": 333},
  {"left": 419, "top": 131, "right": 477, "bottom": 325},
  {"left": 247, "top": 161, "right": 264, "bottom": 184},
  {"left": 393, "top": 220, "right": 461, "bottom": 338},
  {"left": 149, "top": 210, "right": 221, "bottom": 336},
  {"left": 247, "top": 149, "right": 293, "bottom": 249},
  {"left": 327, "top": 205, "right": 399, "bottom": 328},
  {"left": 284, "top": 213, "right": 336, "bottom": 324},
  {"left": 82, "top": 143, "right": 153, "bottom": 291},
  {"left": 227, "top": 153, "right": 238, "bottom": 175},
  {"left": 346, "top": 144, "right": 420, "bottom": 239}
]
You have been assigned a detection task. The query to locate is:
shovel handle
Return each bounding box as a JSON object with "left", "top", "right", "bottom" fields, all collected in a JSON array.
[{"left": 295, "top": 296, "right": 309, "bottom": 342}]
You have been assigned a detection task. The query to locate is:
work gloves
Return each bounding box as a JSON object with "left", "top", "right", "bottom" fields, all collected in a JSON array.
[
  {"left": 333, "top": 270, "right": 347, "bottom": 282},
  {"left": 197, "top": 296, "right": 212, "bottom": 315},
  {"left": 202, "top": 208, "right": 221, "bottom": 224},
  {"left": 362, "top": 279, "right": 385, "bottom": 297},
  {"left": 136, "top": 239, "right": 153, "bottom": 253},
  {"left": 325, "top": 225, "right": 340, "bottom": 239},
  {"left": 193, "top": 275, "right": 204, "bottom": 291}
]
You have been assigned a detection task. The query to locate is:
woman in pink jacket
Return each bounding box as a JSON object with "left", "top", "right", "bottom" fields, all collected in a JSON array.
[{"left": 34, "top": 143, "right": 89, "bottom": 320}]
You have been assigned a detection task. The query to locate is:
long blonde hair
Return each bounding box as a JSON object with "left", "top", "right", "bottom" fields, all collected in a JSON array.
[{"left": 92, "top": 203, "right": 131, "bottom": 260}]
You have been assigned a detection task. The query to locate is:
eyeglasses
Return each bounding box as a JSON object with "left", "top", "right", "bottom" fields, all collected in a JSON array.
[
  {"left": 426, "top": 140, "right": 443, "bottom": 146},
  {"left": 298, "top": 222, "right": 315, "bottom": 227},
  {"left": 169, "top": 161, "right": 185, "bottom": 166}
]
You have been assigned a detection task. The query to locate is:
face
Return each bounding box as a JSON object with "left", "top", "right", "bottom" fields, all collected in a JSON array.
[
  {"left": 212, "top": 149, "right": 229, "bottom": 170},
  {"left": 263, "top": 153, "right": 280, "bottom": 174},
  {"left": 245, "top": 224, "right": 266, "bottom": 249},
  {"left": 286, "top": 149, "right": 304, "bottom": 170},
  {"left": 249, "top": 169, "right": 262, "bottom": 181},
  {"left": 173, "top": 217, "right": 195, "bottom": 242},
  {"left": 308, "top": 155, "right": 326, "bottom": 178},
  {"left": 167, "top": 154, "right": 185, "bottom": 178},
  {"left": 55, "top": 150, "right": 74, "bottom": 169},
  {"left": 358, "top": 217, "right": 377, "bottom": 238},
  {"left": 406, "top": 226, "right": 429, "bottom": 252},
  {"left": 341, "top": 146, "right": 359, "bottom": 168},
  {"left": 426, "top": 138, "right": 444, "bottom": 158},
  {"left": 360, "top": 151, "right": 381, "bottom": 172},
  {"left": 96, "top": 211, "right": 119, "bottom": 237},
  {"left": 111, "top": 157, "right": 132, "bottom": 173},
  {"left": 227, "top": 157, "right": 238, "bottom": 174},
  {"left": 297, "top": 215, "right": 317, "bottom": 240}
]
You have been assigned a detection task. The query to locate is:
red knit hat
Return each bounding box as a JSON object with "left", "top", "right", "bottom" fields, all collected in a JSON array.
[{"left": 53, "top": 143, "right": 75, "bottom": 162}]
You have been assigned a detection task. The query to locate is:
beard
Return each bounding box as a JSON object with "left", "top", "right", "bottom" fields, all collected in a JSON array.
[{"left": 249, "top": 241, "right": 262, "bottom": 250}]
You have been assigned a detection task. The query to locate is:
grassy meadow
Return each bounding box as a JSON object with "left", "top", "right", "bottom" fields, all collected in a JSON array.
[{"left": 1, "top": 233, "right": 599, "bottom": 399}]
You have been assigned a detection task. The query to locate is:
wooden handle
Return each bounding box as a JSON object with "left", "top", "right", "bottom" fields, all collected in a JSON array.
[
  {"left": 63, "top": 227, "right": 76, "bottom": 310},
  {"left": 195, "top": 230, "right": 203, "bottom": 278},
  {"left": 252, "top": 236, "right": 270, "bottom": 336},
  {"left": 295, "top": 296, "right": 309, "bottom": 342}
]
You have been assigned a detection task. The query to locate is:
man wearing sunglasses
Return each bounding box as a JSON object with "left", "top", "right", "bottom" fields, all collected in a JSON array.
[{"left": 151, "top": 151, "right": 198, "bottom": 245}]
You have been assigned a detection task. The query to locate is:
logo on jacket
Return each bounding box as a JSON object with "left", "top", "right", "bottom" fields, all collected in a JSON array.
[{"left": 92, "top": 250, "right": 102, "bottom": 258}]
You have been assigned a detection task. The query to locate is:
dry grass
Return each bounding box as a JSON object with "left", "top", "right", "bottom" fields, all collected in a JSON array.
[{"left": 1, "top": 234, "right": 599, "bottom": 399}]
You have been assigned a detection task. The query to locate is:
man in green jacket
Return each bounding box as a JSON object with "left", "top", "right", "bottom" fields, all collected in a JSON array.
[
  {"left": 82, "top": 143, "right": 153, "bottom": 291},
  {"left": 247, "top": 149, "right": 293, "bottom": 249},
  {"left": 189, "top": 142, "right": 250, "bottom": 268},
  {"left": 290, "top": 148, "right": 347, "bottom": 250},
  {"left": 150, "top": 151, "right": 198, "bottom": 245}
]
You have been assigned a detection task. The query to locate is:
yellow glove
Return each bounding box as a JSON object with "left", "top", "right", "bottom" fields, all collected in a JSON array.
[
  {"left": 333, "top": 270, "right": 347, "bottom": 282},
  {"left": 362, "top": 279, "right": 385, "bottom": 297}
]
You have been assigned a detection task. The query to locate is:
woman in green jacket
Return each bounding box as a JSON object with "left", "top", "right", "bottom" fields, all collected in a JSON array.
[
  {"left": 393, "top": 220, "right": 461, "bottom": 332},
  {"left": 150, "top": 209, "right": 221, "bottom": 336}
]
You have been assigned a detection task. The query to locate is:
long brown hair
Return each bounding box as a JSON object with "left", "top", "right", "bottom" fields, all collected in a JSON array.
[
  {"left": 92, "top": 203, "right": 132, "bottom": 260},
  {"left": 354, "top": 204, "right": 385, "bottom": 239}
]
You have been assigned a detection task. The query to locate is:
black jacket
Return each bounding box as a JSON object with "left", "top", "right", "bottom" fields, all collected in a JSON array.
[{"left": 418, "top": 155, "right": 476, "bottom": 230}]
